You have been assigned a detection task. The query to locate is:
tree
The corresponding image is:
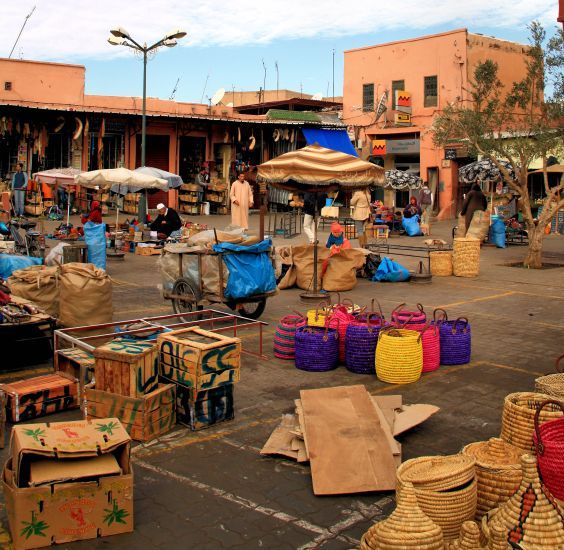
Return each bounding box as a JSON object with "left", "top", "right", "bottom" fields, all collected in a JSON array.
[{"left": 432, "top": 22, "right": 564, "bottom": 268}]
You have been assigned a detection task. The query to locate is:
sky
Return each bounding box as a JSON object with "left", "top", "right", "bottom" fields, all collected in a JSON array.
[{"left": 1, "top": 0, "right": 559, "bottom": 104}]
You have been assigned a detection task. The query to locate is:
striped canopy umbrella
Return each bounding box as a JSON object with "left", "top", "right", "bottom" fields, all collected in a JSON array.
[{"left": 257, "top": 144, "right": 385, "bottom": 190}]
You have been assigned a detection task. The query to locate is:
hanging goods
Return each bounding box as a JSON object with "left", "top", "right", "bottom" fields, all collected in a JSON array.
[
  {"left": 396, "top": 454, "right": 478, "bottom": 541},
  {"left": 462, "top": 437, "right": 523, "bottom": 520},
  {"left": 360, "top": 482, "right": 444, "bottom": 550},
  {"left": 306, "top": 300, "right": 332, "bottom": 327},
  {"left": 500, "top": 391, "right": 562, "bottom": 452},
  {"left": 294, "top": 325, "right": 339, "bottom": 372},
  {"left": 439, "top": 316, "right": 471, "bottom": 365},
  {"left": 419, "top": 322, "right": 441, "bottom": 373},
  {"left": 375, "top": 329, "right": 423, "bottom": 384},
  {"left": 273, "top": 314, "right": 307, "bottom": 360},
  {"left": 452, "top": 237, "right": 480, "bottom": 278},
  {"left": 429, "top": 250, "right": 453, "bottom": 276},
  {"left": 482, "top": 454, "right": 564, "bottom": 549},
  {"left": 535, "top": 354, "right": 564, "bottom": 401},
  {"left": 533, "top": 400, "right": 564, "bottom": 501},
  {"left": 391, "top": 303, "right": 427, "bottom": 330},
  {"left": 326, "top": 301, "right": 356, "bottom": 363}
]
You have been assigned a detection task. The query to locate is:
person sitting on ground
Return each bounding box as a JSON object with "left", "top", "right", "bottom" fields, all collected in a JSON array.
[
  {"left": 326, "top": 222, "right": 350, "bottom": 250},
  {"left": 81, "top": 200, "right": 103, "bottom": 224},
  {"left": 150, "top": 203, "right": 182, "bottom": 239},
  {"left": 403, "top": 197, "right": 422, "bottom": 219}
]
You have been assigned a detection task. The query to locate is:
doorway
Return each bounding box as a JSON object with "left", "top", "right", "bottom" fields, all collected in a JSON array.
[
  {"left": 136, "top": 135, "right": 170, "bottom": 208},
  {"left": 427, "top": 167, "right": 439, "bottom": 215}
]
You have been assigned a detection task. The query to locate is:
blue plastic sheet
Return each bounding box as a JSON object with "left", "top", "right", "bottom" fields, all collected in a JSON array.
[
  {"left": 0, "top": 254, "right": 42, "bottom": 280},
  {"left": 402, "top": 215, "right": 422, "bottom": 236},
  {"left": 489, "top": 216, "right": 506, "bottom": 248},
  {"left": 372, "top": 257, "right": 410, "bottom": 282},
  {"left": 84, "top": 221, "right": 107, "bottom": 270},
  {"left": 212, "top": 239, "right": 276, "bottom": 300},
  {"left": 302, "top": 128, "right": 358, "bottom": 157}
]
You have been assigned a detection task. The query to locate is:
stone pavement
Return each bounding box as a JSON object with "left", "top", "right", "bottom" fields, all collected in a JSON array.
[{"left": 0, "top": 213, "right": 562, "bottom": 548}]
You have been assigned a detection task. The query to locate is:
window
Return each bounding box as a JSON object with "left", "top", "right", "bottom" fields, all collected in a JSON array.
[
  {"left": 424, "top": 76, "right": 438, "bottom": 107},
  {"left": 362, "top": 83, "right": 374, "bottom": 112},
  {"left": 391, "top": 80, "right": 405, "bottom": 109},
  {"left": 4, "top": 82, "right": 12, "bottom": 91}
]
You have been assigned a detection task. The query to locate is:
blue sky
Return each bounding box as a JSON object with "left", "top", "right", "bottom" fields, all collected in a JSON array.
[{"left": 2, "top": 0, "right": 558, "bottom": 103}]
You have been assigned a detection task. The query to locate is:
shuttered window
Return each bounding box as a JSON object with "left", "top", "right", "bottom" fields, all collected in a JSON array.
[
  {"left": 362, "top": 83, "right": 374, "bottom": 112},
  {"left": 424, "top": 76, "right": 438, "bottom": 107}
]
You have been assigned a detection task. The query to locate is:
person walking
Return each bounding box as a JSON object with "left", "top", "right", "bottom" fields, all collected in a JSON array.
[
  {"left": 302, "top": 192, "right": 325, "bottom": 244},
  {"left": 11, "top": 163, "right": 28, "bottom": 216},
  {"left": 350, "top": 188, "right": 372, "bottom": 248},
  {"left": 420, "top": 182, "right": 433, "bottom": 225},
  {"left": 460, "top": 183, "right": 488, "bottom": 234},
  {"left": 230, "top": 173, "right": 254, "bottom": 230}
]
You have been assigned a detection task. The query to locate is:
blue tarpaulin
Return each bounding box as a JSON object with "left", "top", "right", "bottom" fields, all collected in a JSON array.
[
  {"left": 212, "top": 239, "right": 276, "bottom": 300},
  {"left": 302, "top": 129, "right": 358, "bottom": 157}
]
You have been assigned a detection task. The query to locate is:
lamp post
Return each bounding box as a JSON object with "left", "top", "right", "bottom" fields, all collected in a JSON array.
[{"left": 108, "top": 27, "right": 186, "bottom": 222}]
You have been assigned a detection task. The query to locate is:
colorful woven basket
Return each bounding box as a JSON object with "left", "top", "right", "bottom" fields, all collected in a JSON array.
[
  {"left": 294, "top": 325, "right": 339, "bottom": 372},
  {"left": 326, "top": 303, "right": 356, "bottom": 363},
  {"left": 360, "top": 482, "right": 444, "bottom": 550},
  {"left": 452, "top": 237, "right": 480, "bottom": 278},
  {"left": 273, "top": 314, "right": 307, "bottom": 360},
  {"left": 306, "top": 300, "right": 332, "bottom": 327},
  {"left": 535, "top": 354, "right": 564, "bottom": 401},
  {"left": 439, "top": 316, "right": 471, "bottom": 365},
  {"left": 391, "top": 303, "right": 427, "bottom": 331},
  {"left": 533, "top": 399, "right": 564, "bottom": 501},
  {"left": 376, "top": 329, "right": 423, "bottom": 384},
  {"left": 419, "top": 323, "right": 441, "bottom": 373},
  {"left": 462, "top": 437, "right": 523, "bottom": 520},
  {"left": 430, "top": 250, "right": 453, "bottom": 277},
  {"left": 446, "top": 520, "right": 481, "bottom": 550},
  {"left": 345, "top": 313, "right": 390, "bottom": 375},
  {"left": 500, "top": 392, "right": 563, "bottom": 452}
]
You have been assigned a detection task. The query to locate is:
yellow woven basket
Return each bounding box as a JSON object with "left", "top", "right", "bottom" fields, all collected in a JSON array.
[
  {"left": 429, "top": 251, "right": 453, "bottom": 276},
  {"left": 376, "top": 329, "right": 423, "bottom": 384},
  {"left": 452, "top": 237, "right": 480, "bottom": 278},
  {"left": 306, "top": 301, "right": 332, "bottom": 327}
]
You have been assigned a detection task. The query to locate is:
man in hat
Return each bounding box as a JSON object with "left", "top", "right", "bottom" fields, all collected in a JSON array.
[{"left": 150, "top": 203, "right": 182, "bottom": 239}]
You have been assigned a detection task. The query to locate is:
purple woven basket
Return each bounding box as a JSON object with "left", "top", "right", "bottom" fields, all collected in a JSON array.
[
  {"left": 295, "top": 326, "right": 339, "bottom": 372},
  {"left": 439, "top": 316, "right": 471, "bottom": 365},
  {"left": 345, "top": 315, "right": 390, "bottom": 374}
]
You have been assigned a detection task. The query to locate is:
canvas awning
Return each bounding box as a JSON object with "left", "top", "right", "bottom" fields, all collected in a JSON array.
[
  {"left": 74, "top": 167, "right": 168, "bottom": 190},
  {"left": 302, "top": 129, "right": 358, "bottom": 157},
  {"left": 33, "top": 167, "right": 81, "bottom": 185}
]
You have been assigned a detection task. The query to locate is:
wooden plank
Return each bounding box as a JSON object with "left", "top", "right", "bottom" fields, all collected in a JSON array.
[
  {"left": 300, "top": 385, "right": 396, "bottom": 495},
  {"left": 370, "top": 399, "right": 401, "bottom": 467}
]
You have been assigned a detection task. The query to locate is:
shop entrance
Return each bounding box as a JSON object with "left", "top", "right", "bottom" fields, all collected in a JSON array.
[
  {"left": 136, "top": 135, "right": 170, "bottom": 208},
  {"left": 179, "top": 137, "right": 206, "bottom": 184}
]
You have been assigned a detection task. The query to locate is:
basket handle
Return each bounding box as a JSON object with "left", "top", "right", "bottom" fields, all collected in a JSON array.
[
  {"left": 370, "top": 299, "right": 385, "bottom": 322},
  {"left": 399, "top": 313, "right": 415, "bottom": 329},
  {"left": 314, "top": 300, "right": 331, "bottom": 320},
  {"left": 419, "top": 321, "right": 437, "bottom": 337},
  {"left": 391, "top": 302, "right": 406, "bottom": 320},
  {"left": 323, "top": 317, "right": 339, "bottom": 341},
  {"left": 286, "top": 312, "right": 306, "bottom": 326},
  {"left": 452, "top": 316, "right": 469, "bottom": 334},
  {"left": 556, "top": 354, "right": 564, "bottom": 374},
  {"left": 416, "top": 303, "right": 425, "bottom": 315},
  {"left": 433, "top": 308, "right": 448, "bottom": 323},
  {"left": 534, "top": 400, "right": 564, "bottom": 456}
]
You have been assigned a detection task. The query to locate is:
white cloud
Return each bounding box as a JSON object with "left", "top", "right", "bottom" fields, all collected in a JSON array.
[{"left": 1, "top": 0, "right": 557, "bottom": 61}]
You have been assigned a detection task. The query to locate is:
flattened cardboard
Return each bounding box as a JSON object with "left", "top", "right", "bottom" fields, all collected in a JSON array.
[
  {"left": 260, "top": 415, "right": 299, "bottom": 460},
  {"left": 370, "top": 399, "right": 402, "bottom": 467},
  {"left": 393, "top": 404, "right": 440, "bottom": 436},
  {"left": 371, "top": 395, "right": 402, "bottom": 429}
]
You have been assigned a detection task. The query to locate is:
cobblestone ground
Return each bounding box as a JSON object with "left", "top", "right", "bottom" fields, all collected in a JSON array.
[{"left": 0, "top": 214, "right": 562, "bottom": 548}]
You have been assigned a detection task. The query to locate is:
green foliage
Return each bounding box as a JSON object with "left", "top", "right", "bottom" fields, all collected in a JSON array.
[
  {"left": 23, "top": 428, "right": 46, "bottom": 443},
  {"left": 103, "top": 500, "right": 129, "bottom": 526},
  {"left": 20, "top": 512, "right": 48, "bottom": 540},
  {"left": 95, "top": 421, "right": 119, "bottom": 437}
]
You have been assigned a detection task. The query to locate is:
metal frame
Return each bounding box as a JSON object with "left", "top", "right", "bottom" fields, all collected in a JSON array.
[{"left": 366, "top": 242, "right": 453, "bottom": 272}]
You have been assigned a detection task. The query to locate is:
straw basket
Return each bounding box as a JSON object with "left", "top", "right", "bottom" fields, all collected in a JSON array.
[
  {"left": 391, "top": 303, "right": 427, "bottom": 331},
  {"left": 482, "top": 454, "right": 564, "bottom": 549},
  {"left": 533, "top": 400, "right": 564, "bottom": 501},
  {"left": 430, "top": 250, "right": 453, "bottom": 277},
  {"left": 294, "top": 325, "right": 339, "bottom": 372},
  {"left": 452, "top": 237, "right": 480, "bottom": 278},
  {"left": 439, "top": 316, "right": 471, "bottom": 365},
  {"left": 345, "top": 314, "right": 390, "bottom": 375},
  {"left": 462, "top": 437, "right": 523, "bottom": 520},
  {"left": 446, "top": 520, "right": 482, "bottom": 550},
  {"left": 376, "top": 329, "right": 423, "bottom": 384},
  {"left": 500, "top": 392, "right": 563, "bottom": 452},
  {"left": 273, "top": 314, "right": 307, "bottom": 360},
  {"left": 360, "top": 482, "right": 444, "bottom": 550},
  {"left": 419, "top": 323, "right": 441, "bottom": 373},
  {"left": 535, "top": 354, "right": 564, "bottom": 400},
  {"left": 306, "top": 301, "right": 331, "bottom": 328},
  {"left": 397, "top": 454, "right": 477, "bottom": 541}
]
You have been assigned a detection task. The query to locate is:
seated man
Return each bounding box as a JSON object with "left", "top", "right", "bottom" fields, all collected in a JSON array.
[{"left": 150, "top": 203, "right": 182, "bottom": 239}]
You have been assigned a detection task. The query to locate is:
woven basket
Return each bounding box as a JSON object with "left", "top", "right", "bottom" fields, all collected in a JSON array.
[
  {"left": 446, "top": 520, "right": 482, "bottom": 549},
  {"left": 419, "top": 323, "right": 441, "bottom": 373},
  {"left": 533, "top": 400, "right": 564, "bottom": 501},
  {"left": 397, "top": 454, "right": 477, "bottom": 541},
  {"left": 439, "top": 316, "right": 471, "bottom": 365},
  {"left": 535, "top": 354, "right": 564, "bottom": 400},
  {"left": 326, "top": 304, "right": 356, "bottom": 363},
  {"left": 500, "top": 392, "right": 563, "bottom": 452},
  {"left": 462, "top": 437, "right": 524, "bottom": 520},
  {"left": 430, "top": 250, "right": 453, "bottom": 277},
  {"left": 345, "top": 314, "right": 390, "bottom": 375},
  {"left": 483, "top": 454, "right": 564, "bottom": 549},
  {"left": 452, "top": 237, "right": 480, "bottom": 278},
  {"left": 360, "top": 482, "right": 444, "bottom": 550},
  {"left": 294, "top": 326, "right": 339, "bottom": 372},
  {"left": 391, "top": 303, "right": 427, "bottom": 331},
  {"left": 306, "top": 301, "right": 332, "bottom": 328},
  {"left": 273, "top": 314, "right": 306, "bottom": 359},
  {"left": 376, "top": 329, "right": 423, "bottom": 384}
]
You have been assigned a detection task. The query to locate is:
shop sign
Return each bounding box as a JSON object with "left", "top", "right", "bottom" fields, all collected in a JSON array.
[
  {"left": 386, "top": 139, "right": 420, "bottom": 155},
  {"left": 372, "top": 139, "right": 386, "bottom": 156},
  {"left": 445, "top": 148, "right": 457, "bottom": 160},
  {"left": 394, "top": 113, "right": 412, "bottom": 126},
  {"left": 395, "top": 90, "right": 412, "bottom": 114}
]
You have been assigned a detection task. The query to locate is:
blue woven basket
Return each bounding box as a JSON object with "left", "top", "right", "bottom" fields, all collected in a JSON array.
[
  {"left": 295, "top": 326, "right": 339, "bottom": 372},
  {"left": 439, "top": 316, "right": 471, "bottom": 365},
  {"left": 345, "top": 314, "right": 390, "bottom": 374}
]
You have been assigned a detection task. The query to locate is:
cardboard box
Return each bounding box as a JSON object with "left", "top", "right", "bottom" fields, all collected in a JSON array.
[
  {"left": 3, "top": 418, "right": 133, "bottom": 549},
  {"left": 94, "top": 338, "right": 159, "bottom": 398},
  {"left": 176, "top": 384, "right": 234, "bottom": 431},
  {"left": 135, "top": 246, "right": 161, "bottom": 256},
  {"left": 85, "top": 384, "right": 176, "bottom": 442}
]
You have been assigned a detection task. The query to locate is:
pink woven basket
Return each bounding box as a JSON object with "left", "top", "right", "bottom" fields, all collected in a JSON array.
[
  {"left": 391, "top": 303, "right": 427, "bottom": 331},
  {"left": 327, "top": 300, "right": 357, "bottom": 363},
  {"left": 419, "top": 322, "right": 441, "bottom": 373}
]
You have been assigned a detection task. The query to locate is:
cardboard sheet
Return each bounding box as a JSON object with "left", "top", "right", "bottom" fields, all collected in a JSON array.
[
  {"left": 393, "top": 404, "right": 440, "bottom": 436},
  {"left": 260, "top": 415, "right": 299, "bottom": 460}
]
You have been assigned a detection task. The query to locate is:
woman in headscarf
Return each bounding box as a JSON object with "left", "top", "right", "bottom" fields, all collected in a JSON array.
[
  {"left": 460, "top": 183, "right": 488, "bottom": 233},
  {"left": 403, "top": 196, "right": 422, "bottom": 219},
  {"left": 81, "top": 200, "right": 103, "bottom": 224}
]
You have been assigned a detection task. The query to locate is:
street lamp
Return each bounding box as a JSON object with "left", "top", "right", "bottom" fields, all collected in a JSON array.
[{"left": 108, "top": 27, "right": 187, "bottom": 221}]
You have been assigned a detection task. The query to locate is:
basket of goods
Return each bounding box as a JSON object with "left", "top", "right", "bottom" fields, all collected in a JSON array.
[
  {"left": 273, "top": 314, "right": 307, "bottom": 360},
  {"left": 439, "top": 315, "right": 471, "bottom": 365},
  {"left": 462, "top": 437, "right": 523, "bottom": 520},
  {"left": 533, "top": 399, "right": 564, "bottom": 501},
  {"left": 535, "top": 354, "right": 564, "bottom": 401},
  {"left": 500, "top": 392, "right": 562, "bottom": 452},
  {"left": 396, "top": 454, "right": 478, "bottom": 541},
  {"left": 482, "top": 454, "right": 564, "bottom": 549},
  {"left": 429, "top": 250, "right": 453, "bottom": 277},
  {"left": 294, "top": 324, "right": 339, "bottom": 372},
  {"left": 391, "top": 303, "right": 427, "bottom": 330},
  {"left": 376, "top": 329, "right": 423, "bottom": 384},
  {"left": 360, "top": 482, "right": 444, "bottom": 550},
  {"left": 446, "top": 520, "right": 481, "bottom": 550},
  {"left": 306, "top": 301, "right": 332, "bottom": 328},
  {"left": 419, "top": 322, "right": 441, "bottom": 373},
  {"left": 326, "top": 299, "right": 358, "bottom": 363},
  {"left": 452, "top": 237, "right": 480, "bottom": 278}
]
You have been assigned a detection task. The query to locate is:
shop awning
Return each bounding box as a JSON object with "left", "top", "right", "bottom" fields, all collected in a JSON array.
[{"left": 302, "top": 128, "right": 358, "bottom": 157}]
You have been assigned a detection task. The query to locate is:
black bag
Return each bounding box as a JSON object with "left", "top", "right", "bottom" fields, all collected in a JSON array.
[{"left": 362, "top": 253, "right": 382, "bottom": 279}]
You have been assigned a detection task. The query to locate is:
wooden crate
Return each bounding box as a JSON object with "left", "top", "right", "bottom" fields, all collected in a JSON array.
[
  {"left": 94, "top": 338, "right": 159, "bottom": 398},
  {"left": 160, "top": 364, "right": 239, "bottom": 399},
  {"left": 0, "top": 373, "right": 79, "bottom": 422},
  {"left": 86, "top": 383, "right": 176, "bottom": 442},
  {"left": 55, "top": 347, "right": 95, "bottom": 388},
  {"left": 135, "top": 246, "right": 162, "bottom": 256},
  {"left": 176, "top": 383, "right": 234, "bottom": 431},
  {"left": 157, "top": 327, "right": 241, "bottom": 376}
]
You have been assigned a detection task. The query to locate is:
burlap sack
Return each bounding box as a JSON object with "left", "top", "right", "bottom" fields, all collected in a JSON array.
[
  {"left": 8, "top": 265, "right": 60, "bottom": 317},
  {"left": 292, "top": 245, "right": 331, "bottom": 290},
  {"left": 466, "top": 210, "right": 490, "bottom": 241},
  {"left": 322, "top": 249, "right": 366, "bottom": 291},
  {"left": 59, "top": 263, "right": 112, "bottom": 327},
  {"left": 277, "top": 246, "right": 297, "bottom": 289}
]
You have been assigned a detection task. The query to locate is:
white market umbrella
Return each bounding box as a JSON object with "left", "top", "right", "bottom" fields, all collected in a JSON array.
[
  {"left": 33, "top": 168, "right": 82, "bottom": 225},
  {"left": 134, "top": 166, "right": 183, "bottom": 190}
]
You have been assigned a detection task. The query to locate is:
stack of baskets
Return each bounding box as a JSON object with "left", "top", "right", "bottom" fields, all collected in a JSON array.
[
  {"left": 396, "top": 454, "right": 478, "bottom": 541},
  {"left": 462, "top": 437, "right": 523, "bottom": 520},
  {"left": 535, "top": 354, "right": 564, "bottom": 401},
  {"left": 452, "top": 237, "right": 481, "bottom": 278},
  {"left": 376, "top": 329, "right": 423, "bottom": 384},
  {"left": 439, "top": 316, "right": 472, "bottom": 365},
  {"left": 273, "top": 314, "right": 306, "bottom": 360},
  {"left": 430, "top": 250, "right": 453, "bottom": 277},
  {"left": 294, "top": 326, "right": 339, "bottom": 372}
]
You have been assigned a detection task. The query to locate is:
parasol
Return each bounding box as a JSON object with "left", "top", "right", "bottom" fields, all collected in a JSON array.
[
  {"left": 458, "top": 159, "right": 516, "bottom": 185},
  {"left": 384, "top": 169, "right": 423, "bottom": 190},
  {"left": 33, "top": 167, "right": 81, "bottom": 185},
  {"left": 108, "top": 166, "right": 184, "bottom": 194}
]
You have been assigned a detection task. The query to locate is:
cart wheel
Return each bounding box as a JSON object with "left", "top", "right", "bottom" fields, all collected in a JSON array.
[
  {"left": 232, "top": 299, "right": 267, "bottom": 320},
  {"left": 171, "top": 277, "right": 198, "bottom": 318}
]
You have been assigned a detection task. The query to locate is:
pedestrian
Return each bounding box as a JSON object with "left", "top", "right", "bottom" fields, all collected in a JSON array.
[
  {"left": 303, "top": 192, "right": 325, "bottom": 244},
  {"left": 420, "top": 182, "right": 433, "bottom": 224},
  {"left": 150, "top": 203, "right": 182, "bottom": 239},
  {"left": 230, "top": 173, "right": 254, "bottom": 230},
  {"left": 350, "top": 188, "right": 371, "bottom": 248},
  {"left": 460, "top": 183, "right": 488, "bottom": 233},
  {"left": 81, "top": 200, "right": 103, "bottom": 224},
  {"left": 11, "top": 162, "right": 28, "bottom": 217},
  {"left": 403, "top": 196, "right": 422, "bottom": 219}
]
